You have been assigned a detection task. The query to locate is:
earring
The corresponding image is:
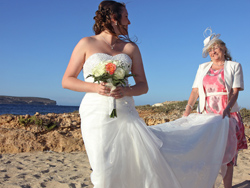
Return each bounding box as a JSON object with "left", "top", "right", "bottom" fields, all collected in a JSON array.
[{"left": 115, "top": 22, "right": 117, "bottom": 25}]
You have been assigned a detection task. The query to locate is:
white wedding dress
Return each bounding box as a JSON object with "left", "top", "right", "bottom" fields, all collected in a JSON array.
[{"left": 79, "top": 53, "right": 237, "bottom": 188}]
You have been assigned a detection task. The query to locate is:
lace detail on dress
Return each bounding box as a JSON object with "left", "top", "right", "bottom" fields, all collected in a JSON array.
[{"left": 83, "top": 53, "right": 132, "bottom": 83}]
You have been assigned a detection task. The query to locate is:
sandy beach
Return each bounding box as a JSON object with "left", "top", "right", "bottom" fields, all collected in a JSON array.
[
  {"left": 0, "top": 144, "right": 249, "bottom": 188},
  {"left": 1, "top": 109, "right": 249, "bottom": 188},
  {"left": 0, "top": 151, "right": 93, "bottom": 188}
]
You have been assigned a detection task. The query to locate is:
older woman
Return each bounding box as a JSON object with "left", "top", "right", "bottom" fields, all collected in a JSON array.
[{"left": 183, "top": 28, "right": 248, "bottom": 188}]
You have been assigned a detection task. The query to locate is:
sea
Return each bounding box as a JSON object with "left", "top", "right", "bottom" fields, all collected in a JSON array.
[{"left": 0, "top": 104, "right": 79, "bottom": 115}]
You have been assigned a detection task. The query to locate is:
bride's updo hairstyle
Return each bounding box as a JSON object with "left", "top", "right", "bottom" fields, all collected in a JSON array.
[{"left": 93, "top": 0, "right": 133, "bottom": 41}]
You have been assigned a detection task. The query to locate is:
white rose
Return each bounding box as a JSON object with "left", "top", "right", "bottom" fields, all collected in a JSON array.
[
  {"left": 114, "top": 68, "right": 125, "bottom": 79},
  {"left": 112, "top": 60, "right": 121, "bottom": 66},
  {"left": 92, "top": 63, "right": 106, "bottom": 77},
  {"left": 124, "top": 64, "right": 130, "bottom": 75}
]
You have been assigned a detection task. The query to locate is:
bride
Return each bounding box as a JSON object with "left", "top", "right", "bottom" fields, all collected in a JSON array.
[{"left": 62, "top": 1, "right": 236, "bottom": 187}]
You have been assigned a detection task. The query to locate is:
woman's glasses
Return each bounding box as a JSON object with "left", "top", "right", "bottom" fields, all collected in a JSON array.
[{"left": 208, "top": 46, "right": 220, "bottom": 52}]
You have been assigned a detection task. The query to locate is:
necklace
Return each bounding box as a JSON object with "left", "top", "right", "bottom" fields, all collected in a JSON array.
[
  {"left": 101, "top": 36, "right": 116, "bottom": 50},
  {"left": 212, "top": 62, "right": 224, "bottom": 66}
]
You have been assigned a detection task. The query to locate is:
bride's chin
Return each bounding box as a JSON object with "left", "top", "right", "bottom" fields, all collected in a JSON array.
[
  {"left": 117, "top": 26, "right": 128, "bottom": 36},
  {"left": 120, "top": 30, "right": 128, "bottom": 36}
]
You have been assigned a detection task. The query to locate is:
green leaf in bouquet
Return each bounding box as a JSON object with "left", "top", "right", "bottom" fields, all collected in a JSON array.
[{"left": 110, "top": 109, "right": 117, "bottom": 118}]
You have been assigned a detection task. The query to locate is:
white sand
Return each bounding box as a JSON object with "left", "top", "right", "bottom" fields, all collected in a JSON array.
[
  {"left": 0, "top": 151, "right": 93, "bottom": 188},
  {"left": 0, "top": 144, "right": 249, "bottom": 188}
]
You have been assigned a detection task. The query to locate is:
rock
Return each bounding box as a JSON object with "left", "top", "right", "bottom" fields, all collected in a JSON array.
[
  {"left": 144, "top": 117, "right": 170, "bottom": 126},
  {"left": 35, "top": 112, "right": 40, "bottom": 116},
  {"left": 0, "top": 104, "right": 249, "bottom": 154},
  {"left": 41, "top": 131, "right": 84, "bottom": 152},
  {"left": 0, "top": 128, "right": 45, "bottom": 153},
  {"left": 152, "top": 103, "right": 163, "bottom": 107},
  {"left": 0, "top": 113, "right": 85, "bottom": 154}
]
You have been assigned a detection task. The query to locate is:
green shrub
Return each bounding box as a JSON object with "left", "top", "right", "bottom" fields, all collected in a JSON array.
[
  {"left": 18, "top": 115, "right": 57, "bottom": 131},
  {"left": 240, "top": 108, "right": 250, "bottom": 123}
]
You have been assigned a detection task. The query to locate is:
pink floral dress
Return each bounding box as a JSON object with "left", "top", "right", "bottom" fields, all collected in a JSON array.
[{"left": 203, "top": 68, "right": 248, "bottom": 165}]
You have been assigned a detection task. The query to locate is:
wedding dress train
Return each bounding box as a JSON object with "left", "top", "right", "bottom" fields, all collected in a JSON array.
[{"left": 79, "top": 53, "right": 236, "bottom": 188}]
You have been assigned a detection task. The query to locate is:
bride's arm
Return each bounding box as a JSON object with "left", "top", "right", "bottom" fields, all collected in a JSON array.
[
  {"left": 62, "top": 38, "right": 108, "bottom": 95},
  {"left": 123, "top": 43, "right": 149, "bottom": 96}
]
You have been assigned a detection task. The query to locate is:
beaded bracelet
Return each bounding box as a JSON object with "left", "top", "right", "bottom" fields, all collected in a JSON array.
[{"left": 186, "top": 104, "right": 193, "bottom": 110}]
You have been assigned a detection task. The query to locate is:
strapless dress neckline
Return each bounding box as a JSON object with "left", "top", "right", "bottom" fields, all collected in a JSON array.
[
  {"left": 84, "top": 53, "right": 132, "bottom": 65},
  {"left": 83, "top": 53, "right": 132, "bottom": 82}
]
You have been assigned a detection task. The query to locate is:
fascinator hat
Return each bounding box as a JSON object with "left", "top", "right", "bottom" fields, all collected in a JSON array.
[{"left": 202, "top": 27, "right": 221, "bottom": 58}]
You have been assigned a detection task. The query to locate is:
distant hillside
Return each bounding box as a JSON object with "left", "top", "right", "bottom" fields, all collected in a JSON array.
[{"left": 0, "top": 96, "right": 56, "bottom": 105}]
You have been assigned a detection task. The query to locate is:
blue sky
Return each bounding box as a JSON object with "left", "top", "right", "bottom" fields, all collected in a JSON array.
[{"left": 1, "top": 0, "right": 250, "bottom": 108}]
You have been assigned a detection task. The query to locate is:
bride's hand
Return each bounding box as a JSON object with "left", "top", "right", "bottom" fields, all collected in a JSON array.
[
  {"left": 97, "top": 83, "right": 111, "bottom": 96},
  {"left": 110, "top": 86, "right": 124, "bottom": 99}
]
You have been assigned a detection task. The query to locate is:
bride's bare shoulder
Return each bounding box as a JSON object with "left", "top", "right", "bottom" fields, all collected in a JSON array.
[
  {"left": 77, "top": 35, "right": 97, "bottom": 47},
  {"left": 122, "top": 42, "right": 140, "bottom": 59}
]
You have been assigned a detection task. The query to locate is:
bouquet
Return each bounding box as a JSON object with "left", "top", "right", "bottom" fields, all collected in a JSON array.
[{"left": 87, "top": 60, "right": 134, "bottom": 118}]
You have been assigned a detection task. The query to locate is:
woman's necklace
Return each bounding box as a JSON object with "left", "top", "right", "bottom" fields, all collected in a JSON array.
[
  {"left": 212, "top": 62, "right": 224, "bottom": 67},
  {"left": 101, "top": 36, "right": 116, "bottom": 50}
]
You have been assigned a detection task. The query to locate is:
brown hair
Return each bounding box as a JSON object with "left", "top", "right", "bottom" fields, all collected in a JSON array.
[
  {"left": 208, "top": 39, "right": 232, "bottom": 61},
  {"left": 93, "top": 1, "right": 125, "bottom": 35}
]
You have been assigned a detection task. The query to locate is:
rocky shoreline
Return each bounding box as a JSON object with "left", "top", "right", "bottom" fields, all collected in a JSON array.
[
  {"left": 0, "top": 103, "right": 249, "bottom": 154},
  {"left": 0, "top": 112, "right": 84, "bottom": 154}
]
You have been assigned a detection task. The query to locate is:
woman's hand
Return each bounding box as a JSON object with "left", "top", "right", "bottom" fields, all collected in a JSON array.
[
  {"left": 110, "top": 86, "right": 125, "bottom": 99},
  {"left": 97, "top": 83, "right": 111, "bottom": 96},
  {"left": 222, "top": 106, "right": 231, "bottom": 119},
  {"left": 183, "top": 105, "right": 192, "bottom": 117},
  {"left": 183, "top": 111, "right": 190, "bottom": 117},
  {"left": 183, "top": 88, "right": 199, "bottom": 117},
  {"left": 222, "top": 88, "right": 240, "bottom": 119}
]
